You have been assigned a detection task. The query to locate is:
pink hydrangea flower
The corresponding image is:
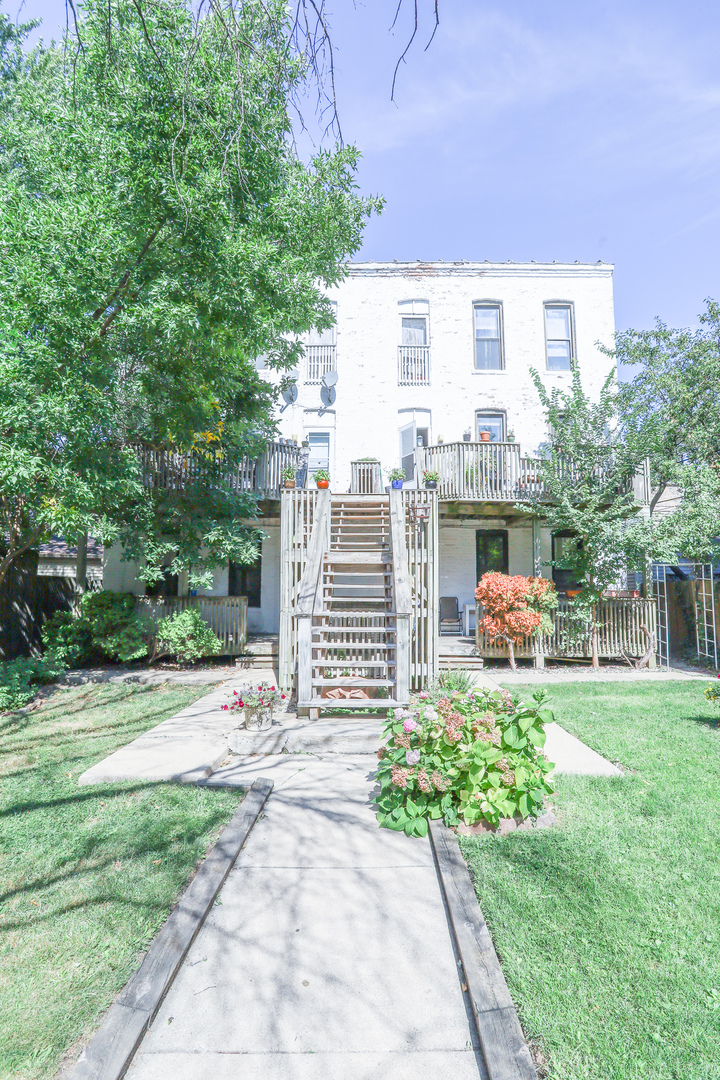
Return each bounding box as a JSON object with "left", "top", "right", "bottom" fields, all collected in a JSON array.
[
  {"left": 406, "top": 749, "right": 421, "bottom": 766},
  {"left": 418, "top": 691, "right": 429, "bottom": 699},
  {"left": 403, "top": 718, "right": 419, "bottom": 733}
]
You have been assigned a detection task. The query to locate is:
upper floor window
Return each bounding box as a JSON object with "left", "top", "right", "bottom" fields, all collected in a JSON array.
[
  {"left": 474, "top": 303, "right": 503, "bottom": 370},
  {"left": 398, "top": 299, "right": 430, "bottom": 385},
  {"left": 544, "top": 303, "right": 574, "bottom": 370},
  {"left": 304, "top": 301, "right": 337, "bottom": 383}
]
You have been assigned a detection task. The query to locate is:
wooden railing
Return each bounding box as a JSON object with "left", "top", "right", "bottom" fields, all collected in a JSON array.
[
  {"left": 295, "top": 488, "right": 331, "bottom": 706},
  {"left": 139, "top": 441, "right": 301, "bottom": 500},
  {"left": 305, "top": 344, "right": 336, "bottom": 383},
  {"left": 389, "top": 488, "right": 413, "bottom": 704},
  {"left": 140, "top": 595, "right": 248, "bottom": 656},
  {"left": 415, "top": 442, "right": 651, "bottom": 504},
  {"left": 475, "top": 598, "right": 657, "bottom": 661},
  {"left": 398, "top": 345, "right": 430, "bottom": 385},
  {"left": 351, "top": 460, "right": 383, "bottom": 494}
]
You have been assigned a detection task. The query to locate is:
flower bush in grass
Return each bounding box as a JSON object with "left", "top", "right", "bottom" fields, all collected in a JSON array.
[
  {"left": 375, "top": 687, "right": 555, "bottom": 836},
  {"left": 704, "top": 675, "right": 720, "bottom": 714}
]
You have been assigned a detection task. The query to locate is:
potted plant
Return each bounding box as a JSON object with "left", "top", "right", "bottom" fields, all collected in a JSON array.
[
  {"left": 313, "top": 468, "right": 330, "bottom": 489},
  {"left": 222, "top": 683, "right": 285, "bottom": 731},
  {"left": 462, "top": 429, "right": 472, "bottom": 442},
  {"left": 507, "top": 430, "right": 515, "bottom": 443},
  {"left": 423, "top": 469, "right": 440, "bottom": 490},
  {"left": 282, "top": 464, "right": 297, "bottom": 489},
  {"left": 479, "top": 430, "right": 491, "bottom": 442},
  {"left": 388, "top": 467, "right": 406, "bottom": 490}
]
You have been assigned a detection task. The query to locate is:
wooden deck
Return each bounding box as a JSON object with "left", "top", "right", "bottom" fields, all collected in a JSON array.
[{"left": 139, "top": 441, "right": 301, "bottom": 500}]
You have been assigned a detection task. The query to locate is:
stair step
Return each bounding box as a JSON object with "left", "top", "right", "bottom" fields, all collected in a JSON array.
[
  {"left": 312, "top": 642, "right": 398, "bottom": 649},
  {"left": 311, "top": 678, "right": 396, "bottom": 687},
  {"left": 325, "top": 552, "right": 390, "bottom": 563},
  {"left": 313, "top": 661, "right": 393, "bottom": 670},
  {"left": 299, "top": 698, "right": 402, "bottom": 709}
]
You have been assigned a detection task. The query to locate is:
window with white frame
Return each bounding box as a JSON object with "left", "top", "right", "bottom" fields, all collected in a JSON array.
[
  {"left": 304, "top": 301, "right": 337, "bottom": 383},
  {"left": 473, "top": 303, "right": 503, "bottom": 370},
  {"left": 398, "top": 300, "right": 430, "bottom": 384},
  {"left": 475, "top": 411, "right": 506, "bottom": 442},
  {"left": 544, "top": 303, "right": 574, "bottom": 371}
]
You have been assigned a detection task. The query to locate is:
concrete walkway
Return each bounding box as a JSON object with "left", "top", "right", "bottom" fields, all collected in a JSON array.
[{"left": 125, "top": 755, "right": 487, "bottom": 1080}]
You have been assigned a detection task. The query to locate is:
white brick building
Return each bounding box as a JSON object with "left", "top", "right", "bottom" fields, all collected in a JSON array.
[{"left": 105, "top": 259, "right": 622, "bottom": 644}]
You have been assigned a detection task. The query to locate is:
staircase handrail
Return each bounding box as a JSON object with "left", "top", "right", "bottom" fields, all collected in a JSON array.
[
  {"left": 388, "top": 489, "right": 413, "bottom": 615},
  {"left": 295, "top": 487, "right": 331, "bottom": 615}
]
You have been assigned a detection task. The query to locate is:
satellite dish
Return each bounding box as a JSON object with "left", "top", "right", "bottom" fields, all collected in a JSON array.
[
  {"left": 282, "top": 384, "right": 298, "bottom": 405},
  {"left": 321, "top": 370, "right": 338, "bottom": 388},
  {"left": 320, "top": 385, "right": 336, "bottom": 407},
  {"left": 288, "top": 368, "right": 300, "bottom": 382}
]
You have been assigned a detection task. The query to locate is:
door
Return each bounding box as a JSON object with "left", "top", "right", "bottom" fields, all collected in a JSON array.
[
  {"left": 307, "top": 432, "right": 331, "bottom": 477},
  {"left": 476, "top": 530, "right": 509, "bottom": 582},
  {"left": 399, "top": 421, "right": 416, "bottom": 484}
]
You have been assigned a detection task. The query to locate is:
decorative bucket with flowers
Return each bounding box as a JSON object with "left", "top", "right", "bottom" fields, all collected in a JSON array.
[
  {"left": 222, "top": 682, "right": 285, "bottom": 730},
  {"left": 375, "top": 686, "right": 555, "bottom": 836}
]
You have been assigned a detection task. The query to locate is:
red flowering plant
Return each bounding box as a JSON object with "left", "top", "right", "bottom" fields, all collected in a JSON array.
[
  {"left": 375, "top": 687, "right": 555, "bottom": 836},
  {"left": 475, "top": 572, "right": 558, "bottom": 671},
  {"left": 221, "top": 682, "right": 285, "bottom": 712}
]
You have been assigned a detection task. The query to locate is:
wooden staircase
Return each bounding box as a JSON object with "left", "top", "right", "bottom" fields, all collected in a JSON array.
[{"left": 297, "top": 493, "right": 411, "bottom": 716}]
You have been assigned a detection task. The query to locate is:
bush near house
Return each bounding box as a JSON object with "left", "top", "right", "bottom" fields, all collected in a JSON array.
[
  {"left": 152, "top": 608, "right": 223, "bottom": 664},
  {"left": 475, "top": 572, "right": 558, "bottom": 670},
  {"left": 375, "top": 687, "right": 555, "bottom": 836}
]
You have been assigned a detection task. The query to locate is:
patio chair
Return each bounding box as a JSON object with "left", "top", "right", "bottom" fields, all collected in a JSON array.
[{"left": 439, "top": 596, "right": 462, "bottom": 636}]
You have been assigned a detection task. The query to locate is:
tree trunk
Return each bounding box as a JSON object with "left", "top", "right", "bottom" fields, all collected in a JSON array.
[
  {"left": 507, "top": 637, "right": 517, "bottom": 671},
  {"left": 591, "top": 610, "right": 600, "bottom": 669},
  {"left": 75, "top": 532, "right": 88, "bottom": 595}
]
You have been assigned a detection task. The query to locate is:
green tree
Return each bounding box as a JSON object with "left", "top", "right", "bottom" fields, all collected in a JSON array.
[
  {"left": 0, "top": 0, "right": 381, "bottom": 587},
  {"left": 517, "top": 364, "right": 647, "bottom": 668}
]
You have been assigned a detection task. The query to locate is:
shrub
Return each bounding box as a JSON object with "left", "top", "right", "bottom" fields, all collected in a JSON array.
[
  {"left": 43, "top": 592, "right": 149, "bottom": 666},
  {"left": 705, "top": 676, "right": 720, "bottom": 713},
  {"left": 475, "top": 572, "right": 558, "bottom": 670},
  {"left": 153, "top": 608, "right": 222, "bottom": 663},
  {"left": 426, "top": 669, "right": 474, "bottom": 700},
  {"left": 0, "top": 653, "right": 67, "bottom": 712},
  {"left": 375, "top": 687, "right": 555, "bottom": 836}
]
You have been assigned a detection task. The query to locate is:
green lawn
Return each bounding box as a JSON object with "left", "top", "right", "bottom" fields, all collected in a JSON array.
[
  {"left": 461, "top": 681, "right": 720, "bottom": 1080},
  {"left": 0, "top": 681, "right": 240, "bottom": 1080}
]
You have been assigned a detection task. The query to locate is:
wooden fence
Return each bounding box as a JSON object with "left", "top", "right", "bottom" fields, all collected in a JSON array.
[
  {"left": 350, "top": 461, "right": 383, "bottom": 494},
  {"left": 402, "top": 489, "right": 439, "bottom": 688},
  {"left": 140, "top": 596, "right": 248, "bottom": 656},
  {"left": 476, "top": 598, "right": 657, "bottom": 662},
  {"left": 139, "top": 441, "right": 301, "bottom": 500}
]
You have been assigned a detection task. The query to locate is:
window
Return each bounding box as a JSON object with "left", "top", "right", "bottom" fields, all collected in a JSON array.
[
  {"left": 476, "top": 530, "right": 509, "bottom": 581},
  {"left": 474, "top": 303, "right": 503, "bottom": 370},
  {"left": 145, "top": 568, "right": 178, "bottom": 598},
  {"left": 398, "top": 300, "right": 430, "bottom": 384},
  {"left": 304, "top": 301, "right": 337, "bottom": 383},
  {"left": 475, "top": 411, "right": 506, "bottom": 442},
  {"left": 544, "top": 304, "right": 574, "bottom": 370},
  {"left": 552, "top": 532, "right": 582, "bottom": 595},
  {"left": 398, "top": 409, "right": 431, "bottom": 484},
  {"left": 229, "top": 551, "right": 262, "bottom": 607},
  {"left": 306, "top": 431, "right": 331, "bottom": 474}
]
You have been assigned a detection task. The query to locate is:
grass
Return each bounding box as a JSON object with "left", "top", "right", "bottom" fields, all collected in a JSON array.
[
  {"left": 460, "top": 681, "right": 720, "bottom": 1080},
  {"left": 0, "top": 680, "right": 241, "bottom": 1080}
]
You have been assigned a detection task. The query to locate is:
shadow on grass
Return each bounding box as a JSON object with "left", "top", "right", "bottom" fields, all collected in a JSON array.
[{"left": 685, "top": 711, "right": 720, "bottom": 730}]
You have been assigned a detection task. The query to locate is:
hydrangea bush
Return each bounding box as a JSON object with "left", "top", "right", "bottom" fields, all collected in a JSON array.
[{"left": 375, "top": 687, "right": 555, "bottom": 836}]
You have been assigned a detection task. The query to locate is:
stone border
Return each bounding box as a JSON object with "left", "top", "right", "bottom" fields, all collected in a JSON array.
[
  {"left": 70, "top": 778, "right": 273, "bottom": 1080},
  {"left": 429, "top": 821, "right": 538, "bottom": 1080}
]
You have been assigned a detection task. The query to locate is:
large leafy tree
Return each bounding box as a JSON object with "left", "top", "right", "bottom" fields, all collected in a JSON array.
[
  {"left": 612, "top": 301, "right": 720, "bottom": 562},
  {"left": 0, "top": 0, "right": 381, "bottom": 587},
  {"left": 517, "top": 364, "right": 647, "bottom": 668}
]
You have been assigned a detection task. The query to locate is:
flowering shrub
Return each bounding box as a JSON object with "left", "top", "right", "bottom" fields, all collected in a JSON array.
[
  {"left": 475, "top": 572, "right": 558, "bottom": 670},
  {"left": 222, "top": 682, "right": 286, "bottom": 712},
  {"left": 705, "top": 675, "right": 720, "bottom": 713},
  {"left": 375, "top": 687, "right": 555, "bottom": 836}
]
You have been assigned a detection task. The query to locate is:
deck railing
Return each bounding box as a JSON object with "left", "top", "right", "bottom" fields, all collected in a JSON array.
[
  {"left": 415, "top": 442, "right": 651, "bottom": 504},
  {"left": 139, "top": 441, "right": 301, "bottom": 500},
  {"left": 398, "top": 345, "right": 430, "bottom": 385},
  {"left": 140, "top": 595, "right": 248, "bottom": 656},
  {"left": 305, "top": 344, "right": 336, "bottom": 383},
  {"left": 475, "top": 598, "right": 657, "bottom": 661}
]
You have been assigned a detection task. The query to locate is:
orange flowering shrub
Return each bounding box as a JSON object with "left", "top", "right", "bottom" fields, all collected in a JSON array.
[{"left": 475, "top": 572, "right": 557, "bottom": 668}]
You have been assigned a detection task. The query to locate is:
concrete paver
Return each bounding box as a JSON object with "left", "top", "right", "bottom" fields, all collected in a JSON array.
[{"left": 126, "top": 757, "right": 485, "bottom": 1080}]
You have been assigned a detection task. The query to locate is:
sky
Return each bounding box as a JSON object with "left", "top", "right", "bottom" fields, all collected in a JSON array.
[{"left": 12, "top": 0, "right": 720, "bottom": 334}]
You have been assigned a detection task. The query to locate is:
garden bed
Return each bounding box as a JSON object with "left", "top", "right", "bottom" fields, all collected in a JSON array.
[
  {"left": 461, "top": 682, "right": 720, "bottom": 1080},
  {"left": 0, "top": 681, "right": 241, "bottom": 1080}
]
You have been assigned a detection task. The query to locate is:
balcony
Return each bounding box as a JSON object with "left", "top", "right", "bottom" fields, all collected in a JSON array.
[
  {"left": 414, "top": 442, "right": 651, "bottom": 504},
  {"left": 139, "top": 441, "right": 301, "bottom": 500},
  {"left": 398, "top": 345, "right": 430, "bottom": 385},
  {"left": 305, "top": 344, "right": 336, "bottom": 384}
]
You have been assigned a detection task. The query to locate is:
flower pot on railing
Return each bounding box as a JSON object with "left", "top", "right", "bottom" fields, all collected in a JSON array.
[
  {"left": 463, "top": 431, "right": 472, "bottom": 442},
  {"left": 424, "top": 480, "right": 437, "bottom": 490},
  {"left": 391, "top": 479, "right": 404, "bottom": 489},
  {"left": 479, "top": 431, "right": 491, "bottom": 442},
  {"left": 283, "top": 479, "right": 296, "bottom": 489},
  {"left": 316, "top": 479, "right": 329, "bottom": 489}
]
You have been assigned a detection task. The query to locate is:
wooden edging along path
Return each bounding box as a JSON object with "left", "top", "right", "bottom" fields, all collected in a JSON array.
[
  {"left": 70, "top": 778, "right": 273, "bottom": 1080},
  {"left": 430, "top": 820, "right": 539, "bottom": 1080}
]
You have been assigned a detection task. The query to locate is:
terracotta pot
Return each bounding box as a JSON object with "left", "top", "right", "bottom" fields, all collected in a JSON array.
[
  {"left": 283, "top": 479, "right": 296, "bottom": 489},
  {"left": 479, "top": 431, "right": 491, "bottom": 442},
  {"left": 316, "top": 479, "right": 329, "bottom": 489}
]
